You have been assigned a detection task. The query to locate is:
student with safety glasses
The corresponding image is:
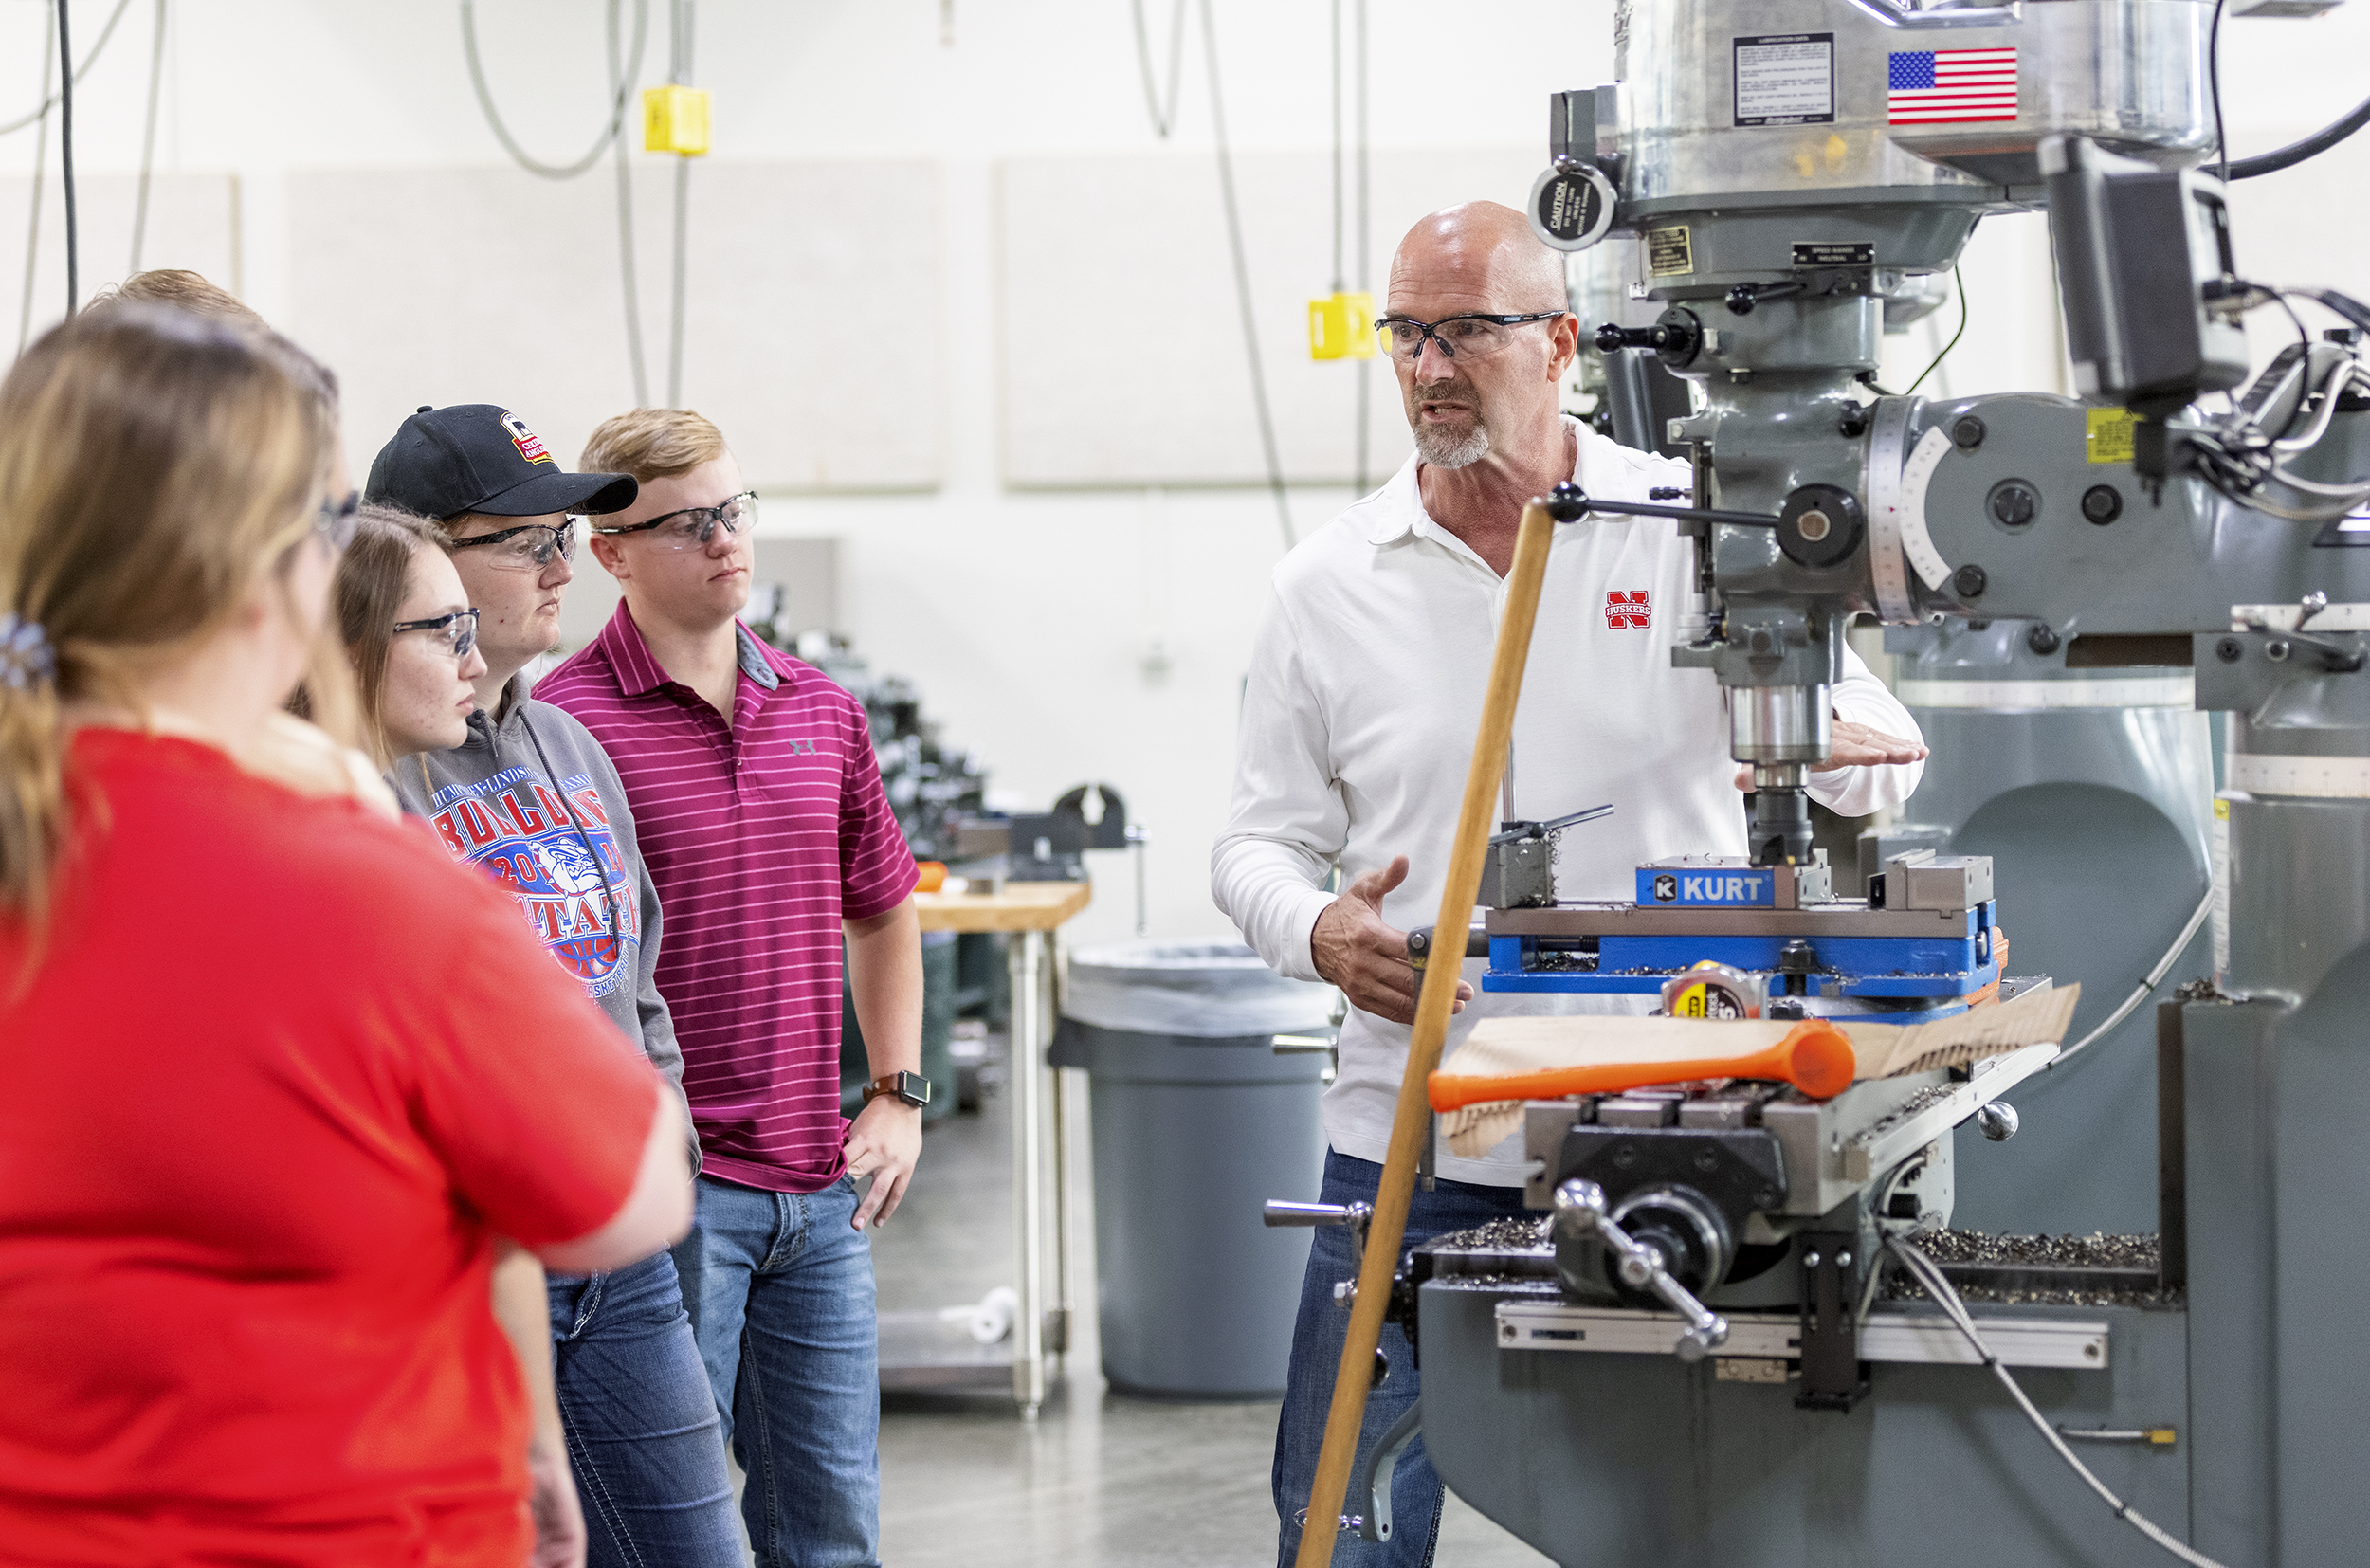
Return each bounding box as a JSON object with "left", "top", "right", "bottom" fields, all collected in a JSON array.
[
  {"left": 539, "top": 409, "right": 924, "bottom": 1568},
  {"left": 366, "top": 406, "right": 740, "bottom": 1568}
]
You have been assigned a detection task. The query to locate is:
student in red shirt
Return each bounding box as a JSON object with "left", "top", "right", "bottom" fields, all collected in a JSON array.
[
  {"left": 538, "top": 410, "right": 923, "bottom": 1568},
  {"left": 0, "top": 304, "right": 691, "bottom": 1567}
]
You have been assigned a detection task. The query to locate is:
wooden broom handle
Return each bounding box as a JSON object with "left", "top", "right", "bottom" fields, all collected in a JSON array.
[{"left": 1293, "top": 499, "right": 1559, "bottom": 1568}]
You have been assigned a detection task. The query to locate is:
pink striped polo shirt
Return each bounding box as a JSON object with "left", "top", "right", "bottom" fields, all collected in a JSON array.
[{"left": 536, "top": 602, "right": 919, "bottom": 1194}]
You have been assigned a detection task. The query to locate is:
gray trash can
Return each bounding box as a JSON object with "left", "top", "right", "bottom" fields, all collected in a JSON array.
[{"left": 1050, "top": 939, "right": 1333, "bottom": 1399}]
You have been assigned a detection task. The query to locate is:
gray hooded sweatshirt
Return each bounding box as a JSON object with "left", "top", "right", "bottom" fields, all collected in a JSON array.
[{"left": 389, "top": 682, "right": 698, "bottom": 1173}]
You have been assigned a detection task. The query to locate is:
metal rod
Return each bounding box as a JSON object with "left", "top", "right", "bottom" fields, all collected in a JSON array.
[
  {"left": 1051, "top": 1033, "right": 1073, "bottom": 1365},
  {"left": 1011, "top": 930, "right": 1046, "bottom": 1417},
  {"left": 1580, "top": 494, "right": 1780, "bottom": 529}
]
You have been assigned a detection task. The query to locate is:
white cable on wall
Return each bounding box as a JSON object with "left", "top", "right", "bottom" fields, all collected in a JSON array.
[
  {"left": 128, "top": 0, "right": 167, "bottom": 274},
  {"left": 607, "top": 0, "right": 649, "bottom": 406},
  {"left": 15, "top": 5, "right": 57, "bottom": 358},
  {"left": 1197, "top": 0, "right": 1293, "bottom": 551},
  {"left": 663, "top": 0, "right": 693, "bottom": 409},
  {"left": 0, "top": 0, "right": 136, "bottom": 139},
  {"left": 459, "top": 0, "right": 647, "bottom": 180}
]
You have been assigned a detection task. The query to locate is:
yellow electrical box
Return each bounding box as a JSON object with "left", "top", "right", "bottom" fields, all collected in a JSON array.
[
  {"left": 643, "top": 85, "right": 713, "bottom": 156},
  {"left": 1308, "top": 291, "right": 1376, "bottom": 361}
]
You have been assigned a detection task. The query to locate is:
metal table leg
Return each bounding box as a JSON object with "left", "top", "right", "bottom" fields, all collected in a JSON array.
[
  {"left": 1052, "top": 1052, "right": 1074, "bottom": 1365},
  {"left": 1012, "top": 929, "right": 1046, "bottom": 1418}
]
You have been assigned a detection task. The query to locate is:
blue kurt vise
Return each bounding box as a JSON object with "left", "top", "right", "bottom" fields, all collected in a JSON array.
[{"left": 1481, "top": 848, "right": 2000, "bottom": 1020}]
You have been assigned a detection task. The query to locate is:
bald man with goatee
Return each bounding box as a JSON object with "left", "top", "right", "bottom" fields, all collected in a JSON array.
[{"left": 1213, "top": 203, "right": 1928, "bottom": 1564}]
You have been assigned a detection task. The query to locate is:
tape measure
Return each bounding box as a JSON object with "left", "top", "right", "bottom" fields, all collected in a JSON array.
[{"left": 1660, "top": 960, "right": 1765, "bottom": 1020}]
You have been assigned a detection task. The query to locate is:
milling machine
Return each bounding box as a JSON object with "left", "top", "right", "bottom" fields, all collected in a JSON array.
[{"left": 1285, "top": 2, "right": 2370, "bottom": 1562}]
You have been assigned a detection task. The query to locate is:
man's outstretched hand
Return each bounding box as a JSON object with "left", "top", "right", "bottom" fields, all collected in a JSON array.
[
  {"left": 1731, "top": 720, "right": 1929, "bottom": 790},
  {"left": 1311, "top": 855, "right": 1474, "bottom": 1027}
]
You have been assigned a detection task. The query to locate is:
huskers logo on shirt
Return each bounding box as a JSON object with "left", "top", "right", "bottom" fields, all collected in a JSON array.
[
  {"left": 1605, "top": 589, "right": 1651, "bottom": 630},
  {"left": 425, "top": 766, "right": 643, "bottom": 996}
]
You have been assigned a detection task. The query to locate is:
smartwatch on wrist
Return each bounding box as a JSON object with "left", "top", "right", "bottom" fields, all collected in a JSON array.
[{"left": 863, "top": 1071, "right": 932, "bottom": 1109}]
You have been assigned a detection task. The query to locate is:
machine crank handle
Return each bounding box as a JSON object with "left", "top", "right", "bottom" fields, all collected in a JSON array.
[
  {"left": 1554, "top": 1179, "right": 1730, "bottom": 1361},
  {"left": 1265, "top": 1200, "right": 1374, "bottom": 1283},
  {"left": 1266, "top": 1199, "right": 1375, "bottom": 1304}
]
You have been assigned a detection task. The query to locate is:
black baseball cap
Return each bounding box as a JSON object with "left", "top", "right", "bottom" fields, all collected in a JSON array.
[{"left": 365, "top": 404, "right": 638, "bottom": 521}]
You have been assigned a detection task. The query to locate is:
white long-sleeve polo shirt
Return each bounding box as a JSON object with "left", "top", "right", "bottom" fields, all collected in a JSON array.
[{"left": 1212, "top": 417, "right": 1925, "bottom": 1186}]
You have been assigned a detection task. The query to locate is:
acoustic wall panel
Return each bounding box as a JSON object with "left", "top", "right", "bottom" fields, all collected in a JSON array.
[
  {"left": 285, "top": 160, "right": 941, "bottom": 493},
  {"left": 996, "top": 145, "right": 1539, "bottom": 489},
  {"left": 0, "top": 172, "right": 241, "bottom": 353}
]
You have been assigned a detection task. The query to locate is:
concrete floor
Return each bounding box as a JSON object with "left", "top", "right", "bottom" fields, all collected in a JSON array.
[{"left": 850, "top": 1065, "right": 1556, "bottom": 1568}]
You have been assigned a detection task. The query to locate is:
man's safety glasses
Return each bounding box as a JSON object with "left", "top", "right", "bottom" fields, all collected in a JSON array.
[
  {"left": 1373, "top": 311, "right": 1566, "bottom": 365},
  {"left": 591, "top": 491, "right": 758, "bottom": 551},
  {"left": 447, "top": 520, "right": 577, "bottom": 574}
]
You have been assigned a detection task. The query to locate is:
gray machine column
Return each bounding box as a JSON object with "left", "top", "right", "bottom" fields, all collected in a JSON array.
[
  {"left": 1870, "top": 621, "right": 2212, "bottom": 1233},
  {"left": 2185, "top": 642, "right": 2370, "bottom": 1567}
]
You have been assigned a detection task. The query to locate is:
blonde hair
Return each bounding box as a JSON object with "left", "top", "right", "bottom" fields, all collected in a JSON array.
[
  {"left": 89, "top": 268, "right": 266, "bottom": 329},
  {"left": 0, "top": 303, "right": 339, "bottom": 927},
  {"left": 331, "top": 504, "right": 449, "bottom": 767},
  {"left": 579, "top": 408, "right": 728, "bottom": 483}
]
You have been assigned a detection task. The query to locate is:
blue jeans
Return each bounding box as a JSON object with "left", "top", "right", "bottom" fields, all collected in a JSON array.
[
  {"left": 1273, "top": 1150, "right": 1531, "bottom": 1568},
  {"left": 545, "top": 1249, "right": 741, "bottom": 1568},
  {"left": 671, "top": 1173, "right": 880, "bottom": 1568}
]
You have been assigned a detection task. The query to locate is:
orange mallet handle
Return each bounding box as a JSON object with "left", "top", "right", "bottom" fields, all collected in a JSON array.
[{"left": 1428, "top": 1018, "right": 1858, "bottom": 1110}]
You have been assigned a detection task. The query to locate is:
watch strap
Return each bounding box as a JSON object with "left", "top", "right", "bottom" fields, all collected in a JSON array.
[{"left": 863, "top": 1071, "right": 931, "bottom": 1107}]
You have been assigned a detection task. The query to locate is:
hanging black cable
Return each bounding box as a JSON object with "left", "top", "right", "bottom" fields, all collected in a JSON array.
[
  {"left": 15, "top": 6, "right": 56, "bottom": 356},
  {"left": 0, "top": 0, "right": 134, "bottom": 139},
  {"left": 2228, "top": 90, "right": 2370, "bottom": 179},
  {"left": 1901, "top": 264, "right": 1967, "bottom": 396},
  {"left": 1199, "top": 0, "right": 1293, "bottom": 550},
  {"left": 56, "top": 0, "right": 79, "bottom": 317},
  {"left": 2208, "top": 0, "right": 2229, "bottom": 185},
  {"left": 128, "top": 0, "right": 165, "bottom": 274}
]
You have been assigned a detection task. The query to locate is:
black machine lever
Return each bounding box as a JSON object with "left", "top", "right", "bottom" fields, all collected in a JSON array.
[
  {"left": 1491, "top": 802, "right": 1615, "bottom": 845},
  {"left": 1550, "top": 480, "right": 1782, "bottom": 531}
]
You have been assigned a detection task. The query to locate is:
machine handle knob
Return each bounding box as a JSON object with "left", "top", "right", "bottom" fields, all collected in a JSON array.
[
  {"left": 1554, "top": 1179, "right": 1730, "bottom": 1361},
  {"left": 1263, "top": 1200, "right": 1372, "bottom": 1229},
  {"left": 1595, "top": 322, "right": 1674, "bottom": 354},
  {"left": 1977, "top": 1102, "right": 2020, "bottom": 1142}
]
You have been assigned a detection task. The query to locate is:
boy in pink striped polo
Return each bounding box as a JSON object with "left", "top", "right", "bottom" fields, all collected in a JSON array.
[{"left": 536, "top": 409, "right": 923, "bottom": 1568}]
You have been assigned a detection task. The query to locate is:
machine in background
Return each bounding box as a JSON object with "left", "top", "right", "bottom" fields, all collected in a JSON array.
[{"left": 742, "top": 602, "right": 1151, "bottom": 1113}]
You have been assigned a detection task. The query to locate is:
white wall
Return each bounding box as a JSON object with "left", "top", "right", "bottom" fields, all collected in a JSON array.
[{"left": 3, "top": 0, "right": 2365, "bottom": 950}]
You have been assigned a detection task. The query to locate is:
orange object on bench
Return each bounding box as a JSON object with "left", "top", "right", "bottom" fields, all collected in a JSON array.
[{"left": 1426, "top": 1017, "right": 1858, "bottom": 1111}]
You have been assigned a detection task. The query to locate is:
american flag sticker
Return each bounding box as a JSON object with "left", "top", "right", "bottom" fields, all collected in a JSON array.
[{"left": 1887, "top": 47, "right": 2017, "bottom": 126}]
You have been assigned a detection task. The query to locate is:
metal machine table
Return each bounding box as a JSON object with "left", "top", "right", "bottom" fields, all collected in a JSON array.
[{"left": 877, "top": 882, "right": 1090, "bottom": 1417}]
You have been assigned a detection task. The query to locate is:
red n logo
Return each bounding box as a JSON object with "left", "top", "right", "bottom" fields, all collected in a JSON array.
[{"left": 1605, "top": 590, "right": 1651, "bottom": 630}]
